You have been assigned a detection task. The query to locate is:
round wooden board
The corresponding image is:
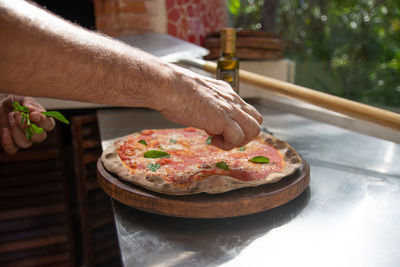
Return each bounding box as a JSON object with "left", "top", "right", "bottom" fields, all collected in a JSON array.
[{"left": 97, "top": 157, "right": 310, "bottom": 218}]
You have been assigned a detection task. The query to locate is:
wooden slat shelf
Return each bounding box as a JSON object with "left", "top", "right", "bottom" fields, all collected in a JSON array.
[
  {"left": 0, "top": 243, "right": 69, "bottom": 263},
  {"left": 1, "top": 252, "right": 71, "bottom": 267},
  {"left": 83, "top": 151, "right": 102, "bottom": 164},
  {"left": 0, "top": 234, "right": 68, "bottom": 254},
  {"left": 0, "top": 225, "right": 67, "bottom": 244},
  {"left": 0, "top": 194, "right": 66, "bottom": 210},
  {"left": 0, "top": 172, "right": 62, "bottom": 187},
  {"left": 0, "top": 160, "right": 61, "bottom": 175},
  {"left": 0, "top": 149, "right": 59, "bottom": 163},
  {"left": 0, "top": 215, "right": 67, "bottom": 234},
  {"left": 0, "top": 204, "right": 65, "bottom": 221},
  {"left": 0, "top": 182, "right": 64, "bottom": 199},
  {"left": 71, "top": 114, "right": 121, "bottom": 266},
  {"left": 83, "top": 139, "right": 102, "bottom": 149},
  {"left": 0, "top": 126, "right": 75, "bottom": 266}
]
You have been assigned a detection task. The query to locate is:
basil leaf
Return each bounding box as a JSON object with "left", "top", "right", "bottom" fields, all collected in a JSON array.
[
  {"left": 24, "top": 124, "right": 44, "bottom": 140},
  {"left": 21, "top": 112, "right": 30, "bottom": 125},
  {"left": 239, "top": 146, "right": 246, "bottom": 151},
  {"left": 206, "top": 136, "right": 212, "bottom": 145},
  {"left": 42, "top": 111, "right": 69, "bottom": 124},
  {"left": 25, "top": 113, "right": 32, "bottom": 126},
  {"left": 144, "top": 150, "right": 170, "bottom": 158},
  {"left": 170, "top": 139, "right": 177, "bottom": 144},
  {"left": 147, "top": 163, "right": 161, "bottom": 172},
  {"left": 138, "top": 139, "right": 147, "bottom": 146},
  {"left": 31, "top": 123, "right": 44, "bottom": 134},
  {"left": 249, "top": 156, "right": 270, "bottom": 164},
  {"left": 25, "top": 127, "right": 34, "bottom": 140},
  {"left": 12, "top": 101, "right": 29, "bottom": 113},
  {"left": 12, "top": 102, "right": 30, "bottom": 125},
  {"left": 216, "top": 161, "right": 229, "bottom": 170}
]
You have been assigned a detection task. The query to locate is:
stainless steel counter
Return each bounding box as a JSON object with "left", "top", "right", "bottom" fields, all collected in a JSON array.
[{"left": 97, "top": 99, "right": 400, "bottom": 267}]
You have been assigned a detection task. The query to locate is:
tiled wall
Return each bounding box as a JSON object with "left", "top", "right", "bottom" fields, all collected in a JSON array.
[
  {"left": 93, "top": 0, "right": 227, "bottom": 45},
  {"left": 166, "top": 0, "right": 226, "bottom": 45}
]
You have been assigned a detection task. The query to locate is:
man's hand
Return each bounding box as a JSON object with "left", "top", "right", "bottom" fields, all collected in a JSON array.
[
  {"left": 0, "top": 95, "right": 55, "bottom": 154},
  {"left": 159, "top": 66, "right": 263, "bottom": 150}
]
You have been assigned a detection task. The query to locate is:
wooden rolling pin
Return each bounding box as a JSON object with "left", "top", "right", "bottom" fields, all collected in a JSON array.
[{"left": 185, "top": 59, "right": 400, "bottom": 131}]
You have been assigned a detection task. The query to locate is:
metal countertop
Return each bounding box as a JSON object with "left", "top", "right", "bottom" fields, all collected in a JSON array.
[{"left": 97, "top": 99, "right": 400, "bottom": 267}]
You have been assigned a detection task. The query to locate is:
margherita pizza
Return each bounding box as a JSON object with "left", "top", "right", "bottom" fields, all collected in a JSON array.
[{"left": 101, "top": 127, "right": 302, "bottom": 195}]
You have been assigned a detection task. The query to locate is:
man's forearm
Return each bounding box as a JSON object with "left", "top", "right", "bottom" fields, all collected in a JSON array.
[
  {"left": 0, "top": 0, "right": 175, "bottom": 110},
  {"left": 0, "top": 1, "right": 263, "bottom": 150}
]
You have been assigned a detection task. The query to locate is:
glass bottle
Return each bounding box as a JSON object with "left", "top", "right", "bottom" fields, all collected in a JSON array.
[{"left": 217, "top": 28, "right": 239, "bottom": 94}]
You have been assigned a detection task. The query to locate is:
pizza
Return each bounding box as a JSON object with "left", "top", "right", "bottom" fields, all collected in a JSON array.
[{"left": 101, "top": 127, "right": 302, "bottom": 195}]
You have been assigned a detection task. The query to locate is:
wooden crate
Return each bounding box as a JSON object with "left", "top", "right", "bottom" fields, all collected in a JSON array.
[{"left": 203, "top": 30, "right": 284, "bottom": 60}]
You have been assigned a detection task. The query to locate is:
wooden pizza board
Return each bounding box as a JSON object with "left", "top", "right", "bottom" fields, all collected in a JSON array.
[{"left": 97, "top": 157, "right": 310, "bottom": 218}]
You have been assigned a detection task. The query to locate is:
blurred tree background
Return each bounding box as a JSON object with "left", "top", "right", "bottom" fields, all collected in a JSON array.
[{"left": 228, "top": 0, "right": 400, "bottom": 110}]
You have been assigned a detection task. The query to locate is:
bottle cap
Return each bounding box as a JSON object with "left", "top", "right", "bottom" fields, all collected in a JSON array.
[
  {"left": 221, "top": 28, "right": 236, "bottom": 41},
  {"left": 220, "top": 28, "right": 236, "bottom": 54}
]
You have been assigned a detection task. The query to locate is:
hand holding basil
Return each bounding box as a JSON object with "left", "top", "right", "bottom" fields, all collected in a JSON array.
[{"left": 12, "top": 101, "right": 69, "bottom": 140}]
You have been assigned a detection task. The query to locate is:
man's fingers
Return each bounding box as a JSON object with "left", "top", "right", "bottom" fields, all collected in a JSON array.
[
  {"left": 211, "top": 119, "right": 245, "bottom": 150},
  {"left": 30, "top": 111, "right": 55, "bottom": 131},
  {"left": 211, "top": 135, "right": 235, "bottom": 151},
  {"left": 1, "top": 128, "right": 19, "bottom": 154},
  {"left": 230, "top": 108, "right": 261, "bottom": 146},
  {"left": 233, "top": 97, "right": 263, "bottom": 125},
  {"left": 23, "top": 97, "right": 45, "bottom": 112},
  {"left": 8, "top": 112, "right": 32, "bottom": 148},
  {"left": 242, "top": 103, "right": 263, "bottom": 124},
  {"left": 13, "top": 112, "right": 52, "bottom": 143},
  {"left": 31, "top": 131, "right": 47, "bottom": 143}
]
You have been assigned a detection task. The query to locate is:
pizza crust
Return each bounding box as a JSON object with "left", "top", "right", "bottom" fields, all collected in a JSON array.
[{"left": 101, "top": 131, "right": 302, "bottom": 195}]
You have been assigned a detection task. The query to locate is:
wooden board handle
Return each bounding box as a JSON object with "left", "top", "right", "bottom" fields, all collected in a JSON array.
[{"left": 202, "top": 61, "right": 400, "bottom": 131}]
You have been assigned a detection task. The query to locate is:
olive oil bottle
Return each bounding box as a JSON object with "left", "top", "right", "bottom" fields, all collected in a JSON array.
[{"left": 217, "top": 28, "right": 239, "bottom": 93}]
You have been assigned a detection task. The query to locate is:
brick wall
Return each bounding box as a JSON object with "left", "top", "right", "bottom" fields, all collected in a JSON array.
[
  {"left": 93, "top": 0, "right": 227, "bottom": 45},
  {"left": 93, "top": 0, "right": 166, "bottom": 36}
]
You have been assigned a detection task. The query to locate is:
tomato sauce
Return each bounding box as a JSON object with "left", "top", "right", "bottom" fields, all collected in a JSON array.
[{"left": 117, "top": 128, "right": 284, "bottom": 183}]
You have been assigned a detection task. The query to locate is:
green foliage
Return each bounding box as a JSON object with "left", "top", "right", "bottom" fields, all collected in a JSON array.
[
  {"left": 228, "top": 0, "right": 264, "bottom": 30},
  {"left": 228, "top": 0, "right": 400, "bottom": 109}
]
